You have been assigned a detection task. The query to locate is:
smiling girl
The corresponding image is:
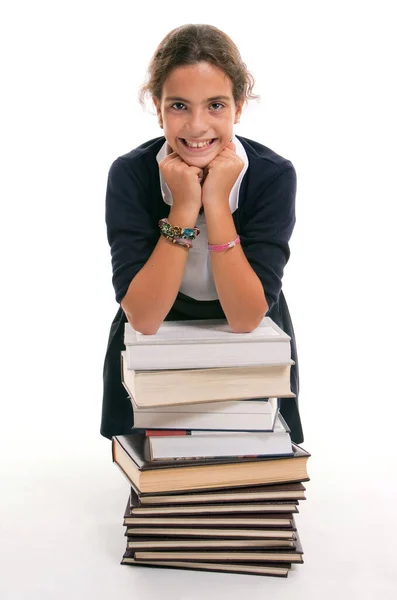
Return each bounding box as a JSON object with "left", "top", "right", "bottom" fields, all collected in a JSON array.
[{"left": 101, "top": 24, "right": 304, "bottom": 444}]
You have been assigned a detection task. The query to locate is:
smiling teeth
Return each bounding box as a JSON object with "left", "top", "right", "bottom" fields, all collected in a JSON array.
[{"left": 184, "top": 139, "right": 213, "bottom": 148}]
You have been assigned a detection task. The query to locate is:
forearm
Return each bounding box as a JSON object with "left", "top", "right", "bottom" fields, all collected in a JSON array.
[
  {"left": 205, "top": 203, "right": 268, "bottom": 332},
  {"left": 121, "top": 207, "right": 199, "bottom": 334}
]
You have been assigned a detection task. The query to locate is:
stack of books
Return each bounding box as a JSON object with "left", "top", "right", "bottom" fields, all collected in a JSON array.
[{"left": 112, "top": 318, "right": 310, "bottom": 578}]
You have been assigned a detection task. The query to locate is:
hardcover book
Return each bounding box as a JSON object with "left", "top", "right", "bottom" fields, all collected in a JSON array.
[
  {"left": 128, "top": 487, "right": 298, "bottom": 516},
  {"left": 125, "top": 527, "right": 297, "bottom": 540},
  {"left": 126, "top": 537, "right": 297, "bottom": 551},
  {"left": 123, "top": 514, "right": 297, "bottom": 529},
  {"left": 132, "top": 546, "right": 303, "bottom": 564},
  {"left": 121, "top": 554, "right": 291, "bottom": 577},
  {"left": 121, "top": 353, "right": 295, "bottom": 408},
  {"left": 132, "top": 482, "right": 306, "bottom": 504},
  {"left": 129, "top": 527, "right": 303, "bottom": 565},
  {"left": 124, "top": 317, "right": 292, "bottom": 370},
  {"left": 112, "top": 433, "right": 310, "bottom": 493},
  {"left": 145, "top": 414, "right": 292, "bottom": 460},
  {"left": 130, "top": 396, "right": 279, "bottom": 432}
]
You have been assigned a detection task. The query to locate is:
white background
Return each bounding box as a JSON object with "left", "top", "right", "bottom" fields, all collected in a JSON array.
[{"left": 1, "top": 1, "right": 396, "bottom": 598}]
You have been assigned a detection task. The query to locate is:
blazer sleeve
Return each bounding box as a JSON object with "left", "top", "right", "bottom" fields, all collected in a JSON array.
[
  {"left": 239, "top": 161, "right": 297, "bottom": 312},
  {"left": 105, "top": 157, "right": 159, "bottom": 304}
]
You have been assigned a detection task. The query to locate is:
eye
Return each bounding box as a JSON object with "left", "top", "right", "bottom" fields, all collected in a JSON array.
[
  {"left": 210, "top": 102, "right": 224, "bottom": 110},
  {"left": 171, "top": 102, "right": 186, "bottom": 110}
]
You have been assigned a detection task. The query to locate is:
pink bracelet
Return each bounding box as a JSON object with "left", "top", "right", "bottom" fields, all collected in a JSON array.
[{"left": 208, "top": 235, "right": 241, "bottom": 252}]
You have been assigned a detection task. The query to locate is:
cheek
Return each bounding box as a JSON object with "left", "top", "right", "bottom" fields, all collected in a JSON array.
[
  {"left": 217, "top": 119, "right": 234, "bottom": 136},
  {"left": 163, "top": 111, "right": 181, "bottom": 129}
]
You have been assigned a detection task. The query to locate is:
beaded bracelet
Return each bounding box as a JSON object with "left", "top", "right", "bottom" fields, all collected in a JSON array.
[
  {"left": 158, "top": 218, "right": 200, "bottom": 241},
  {"left": 160, "top": 231, "right": 193, "bottom": 249},
  {"left": 208, "top": 235, "right": 241, "bottom": 252}
]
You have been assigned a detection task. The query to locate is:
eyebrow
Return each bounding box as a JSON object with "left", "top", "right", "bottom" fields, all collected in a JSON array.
[{"left": 164, "top": 95, "right": 232, "bottom": 103}]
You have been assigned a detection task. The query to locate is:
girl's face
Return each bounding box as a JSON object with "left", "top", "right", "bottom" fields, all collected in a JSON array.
[{"left": 153, "top": 62, "right": 243, "bottom": 168}]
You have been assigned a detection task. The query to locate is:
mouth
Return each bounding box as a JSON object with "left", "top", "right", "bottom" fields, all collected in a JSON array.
[{"left": 179, "top": 138, "right": 217, "bottom": 151}]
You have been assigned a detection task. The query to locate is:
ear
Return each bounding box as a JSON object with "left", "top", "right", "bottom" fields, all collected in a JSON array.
[
  {"left": 153, "top": 97, "right": 163, "bottom": 128},
  {"left": 234, "top": 101, "right": 243, "bottom": 124}
]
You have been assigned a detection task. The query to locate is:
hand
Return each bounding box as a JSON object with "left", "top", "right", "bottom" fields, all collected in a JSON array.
[
  {"left": 159, "top": 152, "right": 204, "bottom": 211},
  {"left": 201, "top": 142, "right": 245, "bottom": 208}
]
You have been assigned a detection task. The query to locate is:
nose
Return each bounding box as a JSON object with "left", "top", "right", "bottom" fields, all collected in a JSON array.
[{"left": 185, "top": 108, "right": 208, "bottom": 136}]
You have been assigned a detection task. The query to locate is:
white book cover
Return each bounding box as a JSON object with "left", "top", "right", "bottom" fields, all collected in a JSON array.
[
  {"left": 188, "top": 414, "right": 289, "bottom": 436},
  {"left": 132, "top": 410, "right": 278, "bottom": 432},
  {"left": 130, "top": 395, "right": 277, "bottom": 415},
  {"left": 148, "top": 415, "right": 293, "bottom": 460},
  {"left": 130, "top": 396, "right": 279, "bottom": 432},
  {"left": 124, "top": 317, "right": 290, "bottom": 346},
  {"left": 123, "top": 318, "right": 292, "bottom": 370}
]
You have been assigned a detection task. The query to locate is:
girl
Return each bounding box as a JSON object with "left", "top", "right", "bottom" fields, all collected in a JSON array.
[{"left": 101, "top": 24, "right": 304, "bottom": 444}]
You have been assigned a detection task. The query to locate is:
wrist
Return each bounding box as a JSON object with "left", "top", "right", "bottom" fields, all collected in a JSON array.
[
  {"left": 202, "top": 197, "right": 231, "bottom": 216},
  {"left": 168, "top": 206, "right": 201, "bottom": 228}
]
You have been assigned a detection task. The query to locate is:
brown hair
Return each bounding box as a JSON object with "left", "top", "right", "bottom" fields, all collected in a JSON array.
[{"left": 139, "top": 24, "right": 259, "bottom": 108}]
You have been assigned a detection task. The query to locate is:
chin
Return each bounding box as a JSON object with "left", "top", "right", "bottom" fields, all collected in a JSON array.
[
  {"left": 182, "top": 155, "right": 214, "bottom": 168},
  {"left": 180, "top": 147, "right": 224, "bottom": 168}
]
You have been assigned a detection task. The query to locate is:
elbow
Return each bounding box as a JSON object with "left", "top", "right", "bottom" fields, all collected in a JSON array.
[
  {"left": 229, "top": 301, "right": 269, "bottom": 334},
  {"left": 230, "top": 323, "right": 259, "bottom": 334},
  {"left": 121, "top": 301, "right": 162, "bottom": 336},
  {"left": 127, "top": 317, "right": 161, "bottom": 336},
  {"left": 230, "top": 316, "right": 265, "bottom": 334},
  {"left": 134, "top": 324, "right": 160, "bottom": 335}
]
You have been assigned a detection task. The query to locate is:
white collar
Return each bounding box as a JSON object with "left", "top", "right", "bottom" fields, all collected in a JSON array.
[{"left": 156, "top": 135, "right": 249, "bottom": 213}]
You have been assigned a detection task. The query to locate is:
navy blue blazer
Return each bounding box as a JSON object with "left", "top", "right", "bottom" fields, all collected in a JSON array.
[{"left": 101, "top": 135, "right": 304, "bottom": 444}]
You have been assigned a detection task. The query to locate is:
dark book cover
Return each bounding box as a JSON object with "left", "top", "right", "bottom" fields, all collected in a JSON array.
[
  {"left": 130, "top": 528, "right": 302, "bottom": 563},
  {"left": 133, "top": 547, "right": 303, "bottom": 564},
  {"left": 121, "top": 553, "right": 291, "bottom": 577},
  {"left": 125, "top": 536, "right": 297, "bottom": 551},
  {"left": 131, "top": 482, "right": 306, "bottom": 502},
  {"left": 125, "top": 526, "right": 297, "bottom": 540},
  {"left": 128, "top": 487, "right": 299, "bottom": 515},
  {"left": 123, "top": 505, "right": 297, "bottom": 530}
]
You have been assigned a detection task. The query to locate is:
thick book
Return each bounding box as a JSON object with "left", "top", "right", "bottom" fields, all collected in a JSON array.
[
  {"left": 130, "top": 396, "right": 279, "bottom": 432},
  {"left": 128, "top": 487, "right": 298, "bottom": 516},
  {"left": 146, "top": 414, "right": 292, "bottom": 460},
  {"left": 112, "top": 434, "right": 310, "bottom": 493},
  {"left": 132, "top": 483, "right": 306, "bottom": 505},
  {"left": 121, "top": 353, "right": 295, "bottom": 408},
  {"left": 121, "top": 554, "right": 291, "bottom": 577},
  {"left": 124, "top": 317, "right": 291, "bottom": 370},
  {"left": 126, "top": 536, "right": 297, "bottom": 551}
]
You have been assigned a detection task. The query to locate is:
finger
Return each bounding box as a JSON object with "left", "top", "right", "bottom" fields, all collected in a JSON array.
[
  {"left": 208, "top": 154, "right": 229, "bottom": 166},
  {"left": 160, "top": 152, "right": 182, "bottom": 166},
  {"left": 194, "top": 168, "right": 205, "bottom": 184},
  {"left": 213, "top": 144, "right": 237, "bottom": 160},
  {"left": 226, "top": 141, "right": 236, "bottom": 153}
]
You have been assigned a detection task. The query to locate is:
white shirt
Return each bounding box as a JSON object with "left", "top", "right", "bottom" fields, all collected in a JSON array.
[{"left": 156, "top": 136, "right": 249, "bottom": 300}]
